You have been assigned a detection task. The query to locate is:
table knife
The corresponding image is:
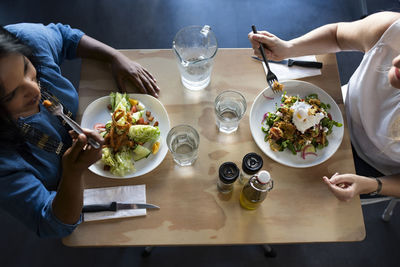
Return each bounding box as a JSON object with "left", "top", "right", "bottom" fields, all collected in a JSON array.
[
  {"left": 252, "top": 56, "right": 323, "bottom": 69},
  {"left": 82, "top": 201, "right": 160, "bottom": 212}
]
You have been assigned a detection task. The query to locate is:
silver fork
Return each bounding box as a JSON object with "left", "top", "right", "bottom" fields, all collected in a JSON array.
[
  {"left": 41, "top": 90, "right": 101, "bottom": 149},
  {"left": 251, "top": 25, "right": 280, "bottom": 93}
]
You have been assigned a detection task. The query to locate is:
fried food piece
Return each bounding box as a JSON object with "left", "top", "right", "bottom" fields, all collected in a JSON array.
[
  {"left": 272, "top": 81, "right": 284, "bottom": 91},
  {"left": 43, "top": 100, "right": 52, "bottom": 108}
]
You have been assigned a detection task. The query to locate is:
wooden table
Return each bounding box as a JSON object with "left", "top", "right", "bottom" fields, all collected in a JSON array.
[{"left": 62, "top": 49, "right": 365, "bottom": 247}]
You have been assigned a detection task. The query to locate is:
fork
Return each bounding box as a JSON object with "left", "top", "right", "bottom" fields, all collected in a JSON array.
[
  {"left": 251, "top": 25, "right": 280, "bottom": 93},
  {"left": 41, "top": 90, "right": 101, "bottom": 149}
]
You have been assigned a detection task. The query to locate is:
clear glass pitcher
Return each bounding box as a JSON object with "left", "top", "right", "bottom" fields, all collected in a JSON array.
[{"left": 172, "top": 25, "right": 218, "bottom": 90}]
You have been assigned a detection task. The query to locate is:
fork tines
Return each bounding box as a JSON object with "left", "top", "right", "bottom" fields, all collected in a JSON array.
[{"left": 40, "top": 90, "right": 60, "bottom": 105}]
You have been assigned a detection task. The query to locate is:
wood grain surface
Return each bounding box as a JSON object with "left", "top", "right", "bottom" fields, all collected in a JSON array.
[{"left": 63, "top": 49, "right": 365, "bottom": 247}]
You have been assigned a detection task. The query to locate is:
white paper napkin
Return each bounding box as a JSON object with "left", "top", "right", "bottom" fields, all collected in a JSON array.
[
  {"left": 267, "top": 55, "right": 322, "bottom": 81},
  {"left": 83, "top": 184, "right": 146, "bottom": 222}
]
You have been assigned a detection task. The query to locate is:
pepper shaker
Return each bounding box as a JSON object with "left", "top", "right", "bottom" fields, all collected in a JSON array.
[
  {"left": 217, "top": 162, "right": 239, "bottom": 194},
  {"left": 239, "top": 152, "right": 263, "bottom": 185}
]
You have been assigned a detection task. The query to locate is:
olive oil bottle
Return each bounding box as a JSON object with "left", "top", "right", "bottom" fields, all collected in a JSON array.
[{"left": 240, "top": 170, "right": 273, "bottom": 210}]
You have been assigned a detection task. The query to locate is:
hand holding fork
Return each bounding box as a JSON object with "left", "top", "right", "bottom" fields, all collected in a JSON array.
[
  {"left": 41, "top": 90, "right": 101, "bottom": 149},
  {"left": 251, "top": 25, "right": 280, "bottom": 93}
]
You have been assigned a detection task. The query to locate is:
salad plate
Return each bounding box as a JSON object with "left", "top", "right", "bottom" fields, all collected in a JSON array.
[
  {"left": 81, "top": 94, "right": 170, "bottom": 178},
  {"left": 249, "top": 80, "right": 344, "bottom": 168}
]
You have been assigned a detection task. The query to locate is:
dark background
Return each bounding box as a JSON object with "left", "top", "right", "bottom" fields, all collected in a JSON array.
[{"left": 1, "top": 1, "right": 400, "bottom": 266}]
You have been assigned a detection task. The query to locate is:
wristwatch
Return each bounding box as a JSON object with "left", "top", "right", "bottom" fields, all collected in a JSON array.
[{"left": 369, "top": 177, "right": 383, "bottom": 196}]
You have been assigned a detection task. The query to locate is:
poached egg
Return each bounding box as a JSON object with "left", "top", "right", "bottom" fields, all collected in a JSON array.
[{"left": 291, "top": 101, "right": 325, "bottom": 133}]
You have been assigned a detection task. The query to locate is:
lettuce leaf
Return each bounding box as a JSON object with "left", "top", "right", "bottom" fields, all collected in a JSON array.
[
  {"left": 110, "top": 92, "right": 131, "bottom": 112},
  {"left": 128, "top": 125, "right": 160, "bottom": 143},
  {"left": 101, "top": 147, "right": 135, "bottom": 176}
]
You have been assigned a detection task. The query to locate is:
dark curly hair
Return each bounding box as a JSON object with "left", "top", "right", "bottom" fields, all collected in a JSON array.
[{"left": 0, "top": 26, "right": 36, "bottom": 148}]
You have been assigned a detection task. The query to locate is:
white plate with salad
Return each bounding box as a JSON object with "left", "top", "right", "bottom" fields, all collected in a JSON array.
[
  {"left": 81, "top": 92, "right": 170, "bottom": 178},
  {"left": 249, "top": 80, "right": 344, "bottom": 168}
]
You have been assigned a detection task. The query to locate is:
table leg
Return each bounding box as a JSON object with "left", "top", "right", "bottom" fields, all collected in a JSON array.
[
  {"left": 262, "top": 244, "right": 277, "bottom": 258},
  {"left": 141, "top": 246, "right": 154, "bottom": 257}
]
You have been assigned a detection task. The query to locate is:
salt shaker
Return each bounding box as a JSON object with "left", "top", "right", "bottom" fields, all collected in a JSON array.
[
  {"left": 217, "top": 162, "right": 239, "bottom": 194},
  {"left": 239, "top": 152, "right": 263, "bottom": 184},
  {"left": 239, "top": 170, "right": 273, "bottom": 210}
]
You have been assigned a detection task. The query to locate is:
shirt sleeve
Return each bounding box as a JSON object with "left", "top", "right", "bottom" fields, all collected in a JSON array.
[
  {"left": 0, "top": 166, "right": 81, "bottom": 238},
  {"left": 4, "top": 22, "right": 84, "bottom": 66}
]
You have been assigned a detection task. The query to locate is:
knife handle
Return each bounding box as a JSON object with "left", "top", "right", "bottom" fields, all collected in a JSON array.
[
  {"left": 82, "top": 202, "right": 117, "bottom": 212},
  {"left": 288, "top": 59, "right": 323, "bottom": 69}
]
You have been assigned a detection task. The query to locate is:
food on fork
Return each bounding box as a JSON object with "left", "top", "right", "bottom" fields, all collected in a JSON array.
[
  {"left": 43, "top": 99, "right": 53, "bottom": 108},
  {"left": 272, "top": 81, "right": 284, "bottom": 91},
  {"left": 261, "top": 92, "right": 342, "bottom": 159},
  {"left": 94, "top": 92, "right": 161, "bottom": 176}
]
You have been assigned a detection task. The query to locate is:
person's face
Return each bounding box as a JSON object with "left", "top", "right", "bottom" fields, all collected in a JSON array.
[
  {"left": 0, "top": 53, "right": 40, "bottom": 119},
  {"left": 388, "top": 54, "right": 400, "bottom": 89}
]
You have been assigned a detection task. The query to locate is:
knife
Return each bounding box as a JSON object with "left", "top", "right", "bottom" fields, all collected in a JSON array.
[
  {"left": 82, "top": 202, "right": 160, "bottom": 212},
  {"left": 252, "top": 56, "right": 323, "bottom": 69}
]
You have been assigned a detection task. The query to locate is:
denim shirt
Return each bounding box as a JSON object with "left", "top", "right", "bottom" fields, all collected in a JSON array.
[{"left": 0, "top": 23, "right": 84, "bottom": 237}]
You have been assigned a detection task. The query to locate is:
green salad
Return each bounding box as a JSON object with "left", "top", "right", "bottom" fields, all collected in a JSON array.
[
  {"left": 94, "top": 92, "right": 161, "bottom": 176},
  {"left": 262, "top": 92, "right": 342, "bottom": 159}
]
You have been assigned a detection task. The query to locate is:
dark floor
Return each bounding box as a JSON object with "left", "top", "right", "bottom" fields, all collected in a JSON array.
[{"left": 1, "top": 1, "right": 400, "bottom": 266}]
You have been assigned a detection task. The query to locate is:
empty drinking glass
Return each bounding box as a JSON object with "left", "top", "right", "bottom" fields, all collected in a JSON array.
[
  {"left": 214, "top": 90, "right": 247, "bottom": 134},
  {"left": 166, "top": 124, "right": 200, "bottom": 166},
  {"left": 172, "top": 25, "right": 218, "bottom": 91}
]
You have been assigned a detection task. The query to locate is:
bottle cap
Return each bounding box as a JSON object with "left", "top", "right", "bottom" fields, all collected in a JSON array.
[
  {"left": 242, "top": 153, "right": 263, "bottom": 175},
  {"left": 219, "top": 162, "right": 239, "bottom": 184},
  {"left": 256, "top": 170, "right": 271, "bottom": 184}
]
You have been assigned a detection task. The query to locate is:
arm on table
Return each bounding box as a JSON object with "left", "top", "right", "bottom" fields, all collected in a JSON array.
[
  {"left": 76, "top": 35, "right": 160, "bottom": 97},
  {"left": 248, "top": 11, "right": 400, "bottom": 60},
  {"left": 322, "top": 173, "right": 400, "bottom": 201}
]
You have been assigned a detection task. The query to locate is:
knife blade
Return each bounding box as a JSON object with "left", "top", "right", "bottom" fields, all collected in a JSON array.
[
  {"left": 82, "top": 201, "right": 160, "bottom": 212},
  {"left": 252, "top": 56, "right": 323, "bottom": 69}
]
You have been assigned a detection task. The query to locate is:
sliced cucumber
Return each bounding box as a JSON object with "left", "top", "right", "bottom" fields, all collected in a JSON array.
[
  {"left": 304, "top": 145, "right": 316, "bottom": 153},
  {"left": 133, "top": 145, "right": 151, "bottom": 161}
]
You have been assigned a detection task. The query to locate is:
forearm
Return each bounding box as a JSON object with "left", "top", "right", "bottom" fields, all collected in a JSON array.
[
  {"left": 52, "top": 172, "right": 84, "bottom": 224},
  {"left": 77, "top": 35, "right": 119, "bottom": 63},
  {"left": 287, "top": 23, "right": 342, "bottom": 57},
  {"left": 357, "top": 174, "right": 400, "bottom": 197},
  {"left": 379, "top": 174, "right": 400, "bottom": 197}
]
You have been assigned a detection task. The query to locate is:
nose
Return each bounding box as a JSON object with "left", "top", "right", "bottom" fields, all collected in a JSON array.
[{"left": 22, "top": 78, "right": 40, "bottom": 98}]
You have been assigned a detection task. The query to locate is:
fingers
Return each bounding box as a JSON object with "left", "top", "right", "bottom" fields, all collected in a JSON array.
[
  {"left": 322, "top": 174, "right": 355, "bottom": 201},
  {"left": 127, "top": 68, "right": 159, "bottom": 98},
  {"left": 115, "top": 65, "right": 160, "bottom": 98},
  {"left": 68, "top": 133, "right": 87, "bottom": 161},
  {"left": 113, "top": 71, "right": 127, "bottom": 93}
]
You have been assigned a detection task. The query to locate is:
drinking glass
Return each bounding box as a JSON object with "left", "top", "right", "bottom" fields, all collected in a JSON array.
[
  {"left": 172, "top": 25, "right": 218, "bottom": 91},
  {"left": 166, "top": 124, "right": 200, "bottom": 166},
  {"left": 214, "top": 90, "right": 247, "bottom": 134}
]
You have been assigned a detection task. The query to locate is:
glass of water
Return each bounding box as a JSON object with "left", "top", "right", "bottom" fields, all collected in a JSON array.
[
  {"left": 166, "top": 124, "right": 200, "bottom": 166},
  {"left": 214, "top": 90, "right": 247, "bottom": 134},
  {"left": 172, "top": 25, "right": 218, "bottom": 91}
]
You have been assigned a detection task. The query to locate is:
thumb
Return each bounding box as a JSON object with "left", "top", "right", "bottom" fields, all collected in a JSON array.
[{"left": 329, "top": 175, "right": 352, "bottom": 186}]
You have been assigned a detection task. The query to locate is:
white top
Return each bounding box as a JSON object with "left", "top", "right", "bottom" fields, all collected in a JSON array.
[
  {"left": 346, "top": 18, "right": 400, "bottom": 175},
  {"left": 257, "top": 170, "right": 271, "bottom": 184}
]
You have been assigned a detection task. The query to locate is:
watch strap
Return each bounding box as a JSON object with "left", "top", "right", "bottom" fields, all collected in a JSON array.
[{"left": 369, "top": 177, "right": 382, "bottom": 196}]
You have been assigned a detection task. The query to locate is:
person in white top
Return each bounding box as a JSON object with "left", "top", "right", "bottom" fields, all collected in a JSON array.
[{"left": 248, "top": 11, "right": 400, "bottom": 201}]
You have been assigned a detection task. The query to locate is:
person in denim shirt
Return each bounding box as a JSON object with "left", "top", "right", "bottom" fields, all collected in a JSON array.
[{"left": 0, "top": 23, "right": 160, "bottom": 237}]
